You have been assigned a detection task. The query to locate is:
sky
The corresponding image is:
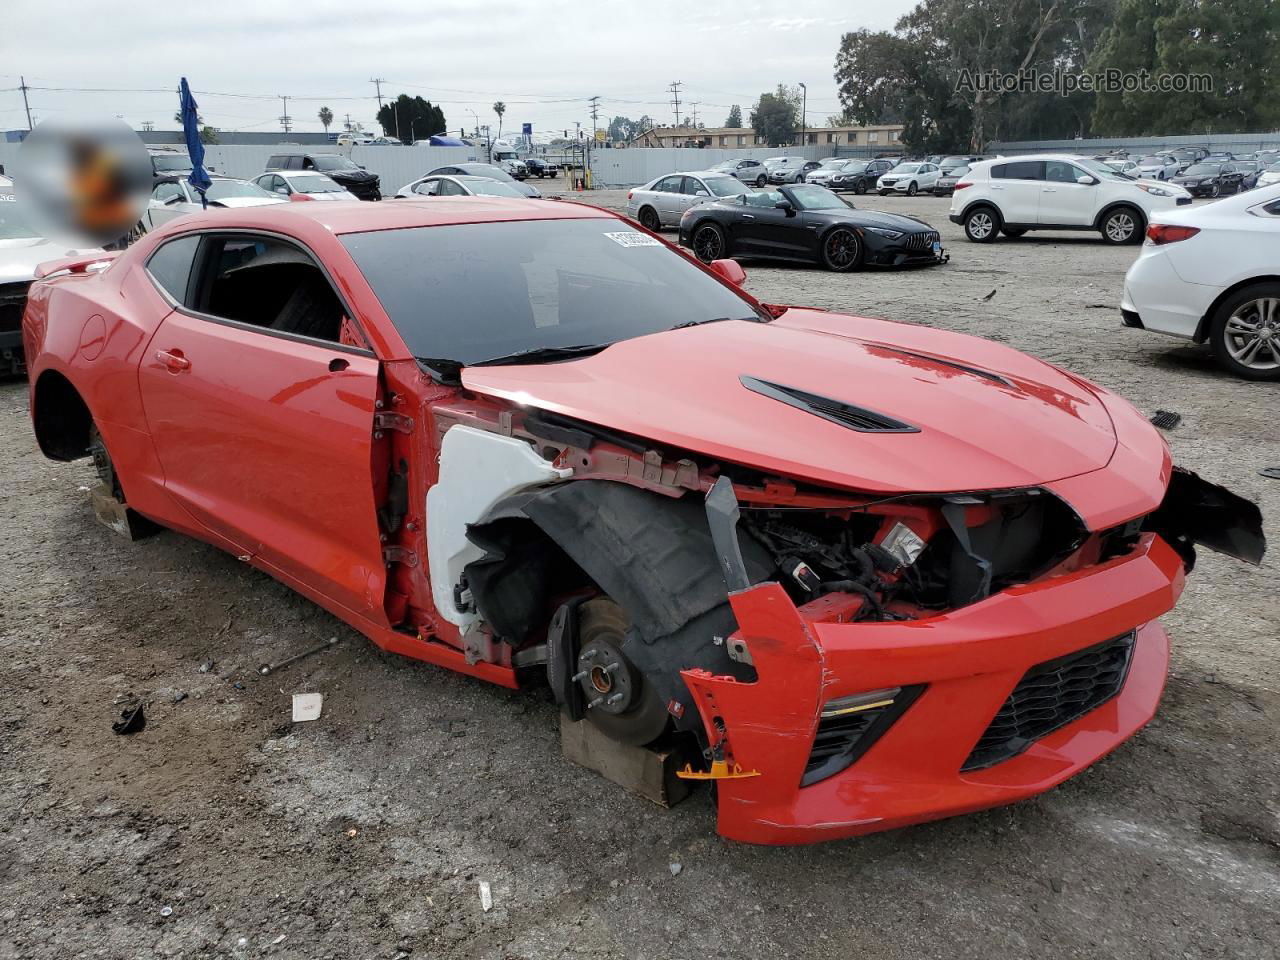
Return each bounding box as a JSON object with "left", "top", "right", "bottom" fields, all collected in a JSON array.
[{"left": 2, "top": 0, "right": 917, "bottom": 138}]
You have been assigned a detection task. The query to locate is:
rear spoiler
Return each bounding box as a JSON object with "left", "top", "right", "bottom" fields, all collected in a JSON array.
[{"left": 34, "top": 251, "right": 121, "bottom": 280}]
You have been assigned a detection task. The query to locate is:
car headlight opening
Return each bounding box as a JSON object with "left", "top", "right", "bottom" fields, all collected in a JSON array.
[{"left": 866, "top": 227, "right": 904, "bottom": 240}]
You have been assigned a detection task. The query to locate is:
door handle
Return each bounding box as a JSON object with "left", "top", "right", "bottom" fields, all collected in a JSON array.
[
  {"left": 1042, "top": 188, "right": 1057, "bottom": 193},
  {"left": 742, "top": 214, "right": 756, "bottom": 220},
  {"left": 155, "top": 348, "right": 190, "bottom": 372}
]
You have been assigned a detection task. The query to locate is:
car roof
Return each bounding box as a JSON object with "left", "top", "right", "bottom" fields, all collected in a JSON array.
[{"left": 154, "top": 196, "right": 611, "bottom": 237}]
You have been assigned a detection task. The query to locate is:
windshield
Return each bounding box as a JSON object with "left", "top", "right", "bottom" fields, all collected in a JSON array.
[
  {"left": 312, "top": 156, "right": 360, "bottom": 172},
  {"left": 459, "top": 163, "right": 516, "bottom": 183},
  {"left": 705, "top": 177, "right": 749, "bottom": 197},
  {"left": 0, "top": 197, "right": 41, "bottom": 240},
  {"left": 1076, "top": 158, "right": 1129, "bottom": 181},
  {"left": 709, "top": 161, "right": 735, "bottom": 172},
  {"left": 946, "top": 166, "right": 970, "bottom": 178},
  {"left": 787, "top": 184, "right": 850, "bottom": 211},
  {"left": 206, "top": 180, "right": 275, "bottom": 200},
  {"left": 1183, "top": 163, "right": 1221, "bottom": 176},
  {"left": 941, "top": 156, "right": 968, "bottom": 165},
  {"left": 464, "top": 179, "right": 524, "bottom": 197},
  {"left": 292, "top": 174, "right": 346, "bottom": 193},
  {"left": 152, "top": 154, "right": 191, "bottom": 172},
  {"left": 819, "top": 158, "right": 845, "bottom": 168},
  {"left": 1135, "top": 156, "right": 1166, "bottom": 166},
  {"left": 1269, "top": 161, "right": 1280, "bottom": 172},
  {"left": 892, "top": 163, "right": 921, "bottom": 173},
  {"left": 341, "top": 218, "right": 761, "bottom": 366},
  {"left": 837, "top": 161, "right": 867, "bottom": 175}
]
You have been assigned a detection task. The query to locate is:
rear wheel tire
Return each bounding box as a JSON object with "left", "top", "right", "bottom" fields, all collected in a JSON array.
[
  {"left": 1208, "top": 282, "right": 1280, "bottom": 381},
  {"left": 963, "top": 206, "right": 999, "bottom": 242},
  {"left": 821, "top": 228, "right": 863, "bottom": 272},
  {"left": 1101, "top": 207, "right": 1143, "bottom": 244},
  {"left": 88, "top": 422, "right": 124, "bottom": 501},
  {"left": 637, "top": 206, "right": 661, "bottom": 232},
  {"left": 691, "top": 222, "right": 726, "bottom": 263}
]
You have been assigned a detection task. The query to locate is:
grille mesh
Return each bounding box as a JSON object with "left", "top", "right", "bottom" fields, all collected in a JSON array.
[
  {"left": 906, "top": 231, "right": 941, "bottom": 251},
  {"left": 962, "top": 632, "right": 1136, "bottom": 771},
  {"left": 0, "top": 281, "right": 31, "bottom": 333}
]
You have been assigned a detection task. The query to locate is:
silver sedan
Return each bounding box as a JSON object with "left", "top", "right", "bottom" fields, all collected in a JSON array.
[
  {"left": 145, "top": 176, "right": 287, "bottom": 230},
  {"left": 626, "top": 172, "right": 749, "bottom": 231},
  {"left": 395, "top": 175, "right": 528, "bottom": 199}
]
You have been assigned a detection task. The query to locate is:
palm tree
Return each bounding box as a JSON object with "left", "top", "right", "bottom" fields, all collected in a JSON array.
[
  {"left": 318, "top": 106, "right": 333, "bottom": 136},
  {"left": 492, "top": 101, "right": 506, "bottom": 141}
]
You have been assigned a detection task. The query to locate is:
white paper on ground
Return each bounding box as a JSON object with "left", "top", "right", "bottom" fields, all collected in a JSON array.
[
  {"left": 292, "top": 693, "right": 323, "bottom": 722},
  {"left": 479, "top": 881, "right": 492, "bottom": 912}
]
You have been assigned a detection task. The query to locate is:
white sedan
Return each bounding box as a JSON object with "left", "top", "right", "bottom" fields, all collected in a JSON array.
[
  {"left": 395, "top": 174, "right": 527, "bottom": 199},
  {"left": 1121, "top": 183, "right": 1280, "bottom": 380},
  {"left": 252, "top": 171, "right": 358, "bottom": 201},
  {"left": 145, "top": 177, "right": 287, "bottom": 230}
]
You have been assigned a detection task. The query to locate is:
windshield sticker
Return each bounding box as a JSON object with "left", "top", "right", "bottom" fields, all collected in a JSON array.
[{"left": 604, "top": 231, "right": 661, "bottom": 247}]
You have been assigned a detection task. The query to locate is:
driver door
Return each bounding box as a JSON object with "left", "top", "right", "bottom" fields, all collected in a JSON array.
[
  {"left": 737, "top": 192, "right": 809, "bottom": 256},
  {"left": 135, "top": 231, "right": 388, "bottom": 620},
  {"left": 1038, "top": 160, "right": 1097, "bottom": 225}
]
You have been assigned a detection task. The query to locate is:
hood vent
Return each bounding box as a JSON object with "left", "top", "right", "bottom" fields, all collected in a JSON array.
[
  {"left": 874, "top": 345, "right": 1013, "bottom": 387},
  {"left": 740, "top": 376, "right": 920, "bottom": 434}
]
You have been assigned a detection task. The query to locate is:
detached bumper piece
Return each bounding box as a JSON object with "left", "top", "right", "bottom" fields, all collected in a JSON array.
[{"left": 962, "top": 631, "right": 1136, "bottom": 771}]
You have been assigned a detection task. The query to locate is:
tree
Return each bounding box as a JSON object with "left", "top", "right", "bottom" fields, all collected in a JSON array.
[
  {"left": 1091, "top": 0, "right": 1280, "bottom": 135},
  {"left": 173, "top": 109, "right": 203, "bottom": 126},
  {"left": 199, "top": 126, "right": 219, "bottom": 145},
  {"left": 493, "top": 101, "right": 506, "bottom": 141},
  {"left": 725, "top": 104, "right": 743, "bottom": 128},
  {"left": 607, "top": 115, "right": 638, "bottom": 142},
  {"left": 750, "top": 85, "right": 801, "bottom": 146},
  {"left": 376, "top": 94, "right": 446, "bottom": 143},
  {"left": 318, "top": 106, "right": 333, "bottom": 135}
]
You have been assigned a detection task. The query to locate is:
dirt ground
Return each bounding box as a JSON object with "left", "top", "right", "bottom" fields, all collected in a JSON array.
[{"left": 2, "top": 187, "right": 1278, "bottom": 960}]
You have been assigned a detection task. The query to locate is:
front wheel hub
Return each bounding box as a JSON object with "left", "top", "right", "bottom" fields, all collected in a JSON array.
[{"left": 576, "top": 639, "right": 638, "bottom": 715}]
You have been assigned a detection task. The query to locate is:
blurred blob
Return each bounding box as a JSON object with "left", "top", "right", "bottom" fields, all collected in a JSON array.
[{"left": 14, "top": 117, "right": 152, "bottom": 246}]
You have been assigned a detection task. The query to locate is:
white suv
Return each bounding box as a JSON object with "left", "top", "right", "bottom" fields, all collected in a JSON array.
[{"left": 949, "top": 154, "right": 1192, "bottom": 245}]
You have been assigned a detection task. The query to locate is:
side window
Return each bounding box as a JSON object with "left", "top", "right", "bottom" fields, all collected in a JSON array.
[
  {"left": 1045, "top": 161, "right": 1082, "bottom": 183},
  {"left": 414, "top": 179, "right": 441, "bottom": 196},
  {"left": 145, "top": 235, "right": 201, "bottom": 303},
  {"left": 438, "top": 179, "right": 465, "bottom": 196},
  {"left": 654, "top": 176, "right": 679, "bottom": 193},
  {"left": 266, "top": 156, "right": 283, "bottom": 170},
  {"left": 993, "top": 161, "right": 1045, "bottom": 181},
  {"left": 190, "top": 236, "right": 350, "bottom": 344},
  {"left": 681, "top": 177, "right": 705, "bottom": 196},
  {"left": 299, "top": 157, "right": 314, "bottom": 170}
]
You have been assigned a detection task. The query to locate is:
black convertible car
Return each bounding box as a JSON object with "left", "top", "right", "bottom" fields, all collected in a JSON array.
[{"left": 677, "top": 183, "right": 947, "bottom": 272}]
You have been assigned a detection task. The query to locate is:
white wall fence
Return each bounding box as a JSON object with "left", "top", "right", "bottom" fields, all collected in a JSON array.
[
  {"left": 585, "top": 145, "right": 845, "bottom": 188},
  {"left": 0, "top": 143, "right": 479, "bottom": 195},
  {"left": 989, "top": 132, "right": 1280, "bottom": 157}
]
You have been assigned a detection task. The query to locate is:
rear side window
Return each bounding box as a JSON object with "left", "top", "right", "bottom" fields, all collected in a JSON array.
[
  {"left": 145, "top": 235, "right": 200, "bottom": 303},
  {"left": 266, "top": 155, "right": 285, "bottom": 170},
  {"left": 993, "top": 161, "right": 1045, "bottom": 181}
]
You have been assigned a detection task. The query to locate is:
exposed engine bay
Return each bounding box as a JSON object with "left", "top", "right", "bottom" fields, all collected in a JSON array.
[{"left": 423, "top": 404, "right": 1265, "bottom": 757}]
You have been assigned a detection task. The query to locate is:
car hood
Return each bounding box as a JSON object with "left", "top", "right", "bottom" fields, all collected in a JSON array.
[
  {"left": 0, "top": 237, "right": 103, "bottom": 283},
  {"left": 329, "top": 169, "right": 378, "bottom": 182},
  {"left": 461, "top": 310, "right": 1118, "bottom": 494},
  {"left": 826, "top": 208, "right": 936, "bottom": 232}
]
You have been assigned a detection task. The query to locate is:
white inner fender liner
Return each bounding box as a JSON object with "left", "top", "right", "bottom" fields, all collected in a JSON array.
[{"left": 426, "top": 425, "right": 573, "bottom": 628}]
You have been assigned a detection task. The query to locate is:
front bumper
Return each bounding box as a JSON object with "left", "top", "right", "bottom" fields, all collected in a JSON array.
[{"left": 680, "top": 532, "right": 1184, "bottom": 844}]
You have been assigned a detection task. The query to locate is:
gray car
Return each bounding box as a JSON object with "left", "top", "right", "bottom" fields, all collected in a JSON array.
[
  {"left": 767, "top": 158, "right": 822, "bottom": 184},
  {"left": 627, "top": 172, "right": 750, "bottom": 230},
  {"left": 708, "top": 158, "right": 767, "bottom": 185}
]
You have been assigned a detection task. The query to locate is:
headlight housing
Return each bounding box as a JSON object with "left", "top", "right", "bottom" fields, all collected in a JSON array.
[
  {"left": 1138, "top": 183, "right": 1174, "bottom": 197},
  {"left": 866, "top": 227, "right": 904, "bottom": 240}
]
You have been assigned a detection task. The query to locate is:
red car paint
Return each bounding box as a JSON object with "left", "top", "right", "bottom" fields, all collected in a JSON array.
[{"left": 21, "top": 198, "right": 1204, "bottom": 843}]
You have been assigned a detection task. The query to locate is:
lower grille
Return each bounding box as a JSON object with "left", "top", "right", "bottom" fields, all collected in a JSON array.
[
  {"left": 0, "top": 280, "right": 32, "bottom": 333},
  {"left": 802, "top": 685, "right": 924, "bottom": 787},
  {"left": 962, "top": 632, "right": 1137, "bottom": 771}
]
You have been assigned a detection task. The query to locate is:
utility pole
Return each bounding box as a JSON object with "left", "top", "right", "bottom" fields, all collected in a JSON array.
[
  {"left": 279, "top": 95, "right": 292, "bottom": 134},
  {"left": 19, "top": 76, "right": 33, "bottom": 130},
  {"left": 370, "top": 78, "right": 386, "bottom": 133},
  {"left": 690, "top": 102, "right": 700, "bottom": 129},
  {"left": 589, "top": 95, "right": 600, "bottom": 143},
  {"left": 798, "top": 82, "right": 807, "bottom": 148},
  {"left": 668, "top": 81, "right": 682, "bottom": 129}
]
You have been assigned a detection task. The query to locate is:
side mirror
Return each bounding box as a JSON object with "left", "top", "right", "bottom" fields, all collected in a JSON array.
[
  {"left": 1077, "top": 175, "right": 1098, "bottom": 185},
  {"left": 708, "top": 258, "right": 747, "bottom": 286},
  {"left": 775, "top": 199, "right": 795, "bottom": 214}
]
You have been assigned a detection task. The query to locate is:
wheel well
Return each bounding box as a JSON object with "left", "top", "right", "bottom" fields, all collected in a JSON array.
[
  {"left": 1094, "top": 202, "right": 1146, "bottom": 232},
  {"left": 959, "top": 200, "right": 1002, "bottom": 225},
  {"left": 32, "top": 371, "right": 93, "bottom": 462},
  {"left": 1193, "top": 275, "right": 1280, "bottom": 343}
]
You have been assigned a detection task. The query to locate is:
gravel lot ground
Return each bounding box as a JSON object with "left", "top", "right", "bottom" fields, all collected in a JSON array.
[{"left": 2, "top": 186, "right": 1278, "bottom": 960}]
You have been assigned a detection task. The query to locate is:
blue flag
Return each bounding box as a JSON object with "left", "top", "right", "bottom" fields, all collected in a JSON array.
[{"left": 179, "top": 77, "right": 211, "bottom": 206}]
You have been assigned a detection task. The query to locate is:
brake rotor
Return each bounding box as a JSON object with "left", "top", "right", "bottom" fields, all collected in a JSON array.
[{"left": 575, "top": 598, "right": 669, "bottom": 746}]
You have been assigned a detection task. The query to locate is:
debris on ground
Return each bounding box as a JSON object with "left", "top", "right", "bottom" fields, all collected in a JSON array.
[
  {"left": 981, "top": 288, "right": 997, "bottom": 301},
  {"left": 669, "top": 862, "right": 683, "bottom": 878},
  {"left": 292, "top": 693, "right": 323, "bottom": 722},
  {"left": 1150, "top": 410, "right": 1182, "bottom": 430},
  {"left": 111, "top": 702, "right": 146, "bottom": 735},
  {"left": 1260, "top": 467, "right": 1280, "bottom": 480},
  {"left": 478, "top": 881, "right": 493, "bottom": 912}
]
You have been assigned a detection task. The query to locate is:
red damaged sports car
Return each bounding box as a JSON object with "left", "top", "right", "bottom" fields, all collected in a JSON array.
[{"left": 23, "top": 198, "right": 1263, "bottom": 845}]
